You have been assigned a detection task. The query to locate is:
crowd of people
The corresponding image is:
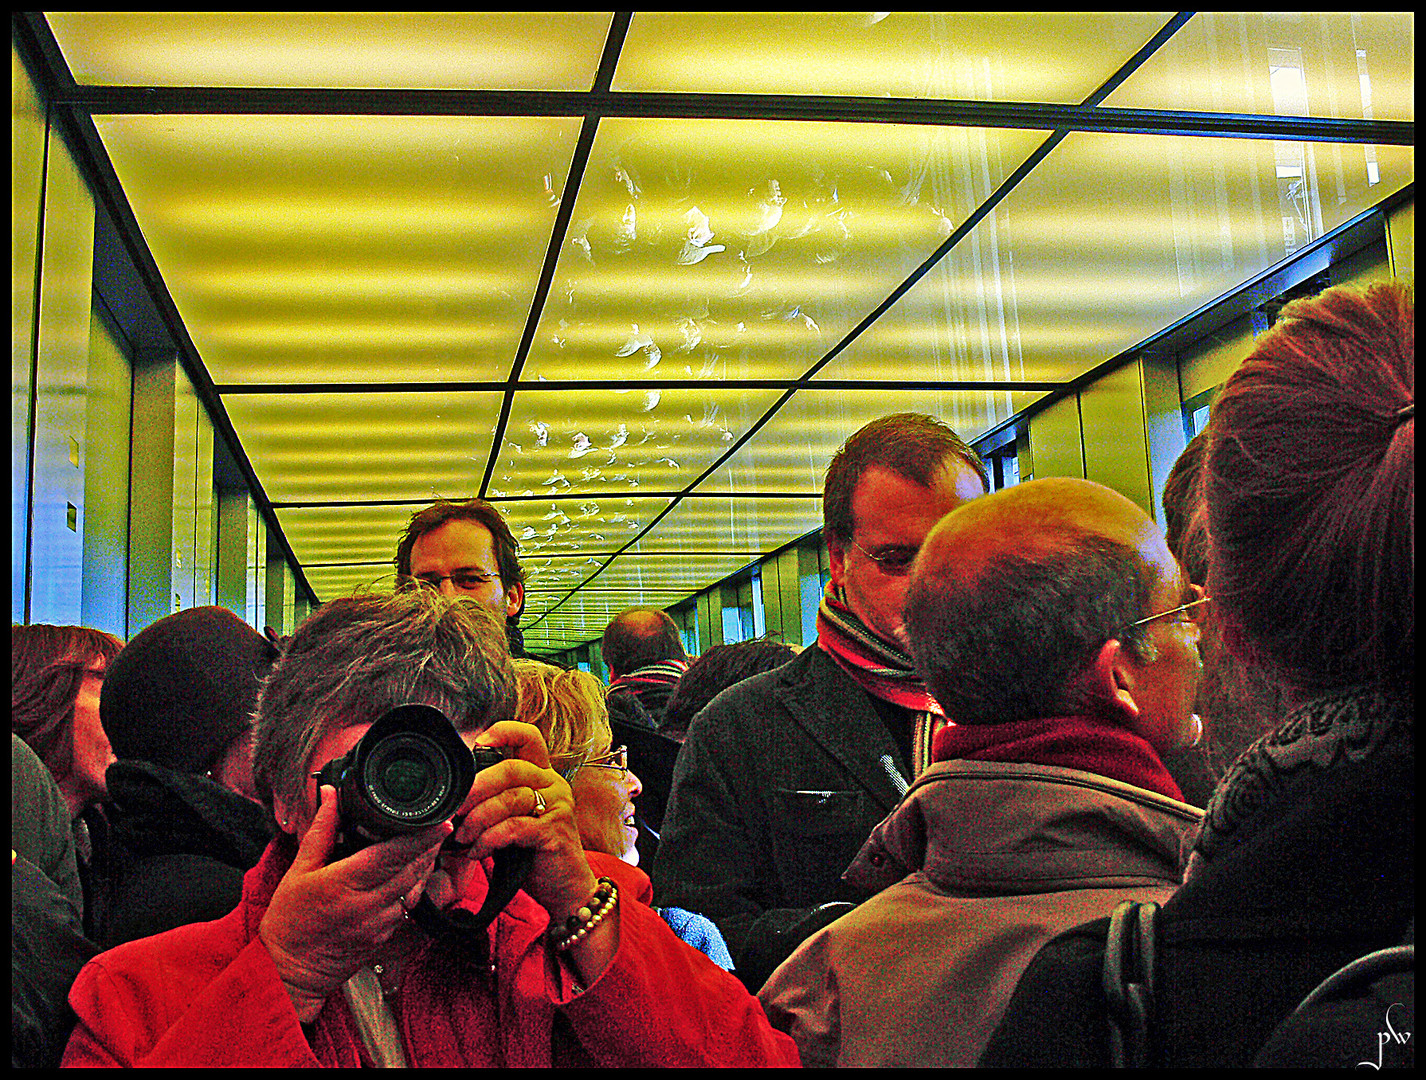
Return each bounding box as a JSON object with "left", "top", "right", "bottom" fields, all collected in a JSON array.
[{"left": 11, "top": 280, "right": 1413, "bottom": 1068}]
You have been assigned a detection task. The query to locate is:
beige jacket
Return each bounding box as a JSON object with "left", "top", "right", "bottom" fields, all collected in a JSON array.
[{"left": 758, "top": 758, "right": 1202, "bottom": 1068}]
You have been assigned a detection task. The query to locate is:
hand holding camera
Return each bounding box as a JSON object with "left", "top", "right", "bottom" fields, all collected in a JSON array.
[
  {"left": 258, "top": 706, "right": 618, "bottom": 1017},
  {"left": 257, "top": 783, "right": 453, "bottom": 1023},
  {"left": 454, "top": 719, "right": 621, "bottom": 987}
]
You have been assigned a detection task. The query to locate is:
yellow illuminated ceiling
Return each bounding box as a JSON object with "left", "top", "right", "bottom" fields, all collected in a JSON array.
[{"left": 27, "top": 11, "right": 1415, "bottom": 653}]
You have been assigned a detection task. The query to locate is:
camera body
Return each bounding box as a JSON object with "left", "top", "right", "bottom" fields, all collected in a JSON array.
[{"left": 314, "top": 702, "right": 505, "bottom": 859}]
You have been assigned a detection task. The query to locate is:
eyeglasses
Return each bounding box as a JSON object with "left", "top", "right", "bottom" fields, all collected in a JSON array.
[
  {"left": 409, "top": 571, "right": 501, "bottom": 593},
  {"left": 851, "top": 540, "right": 919, "bottom": 576},
  {"left": 579, "top": 745, "right": 628, "bottom": 775},
  {"left": 1122, "top": 595, "right": 1211, "bottom": 631}
]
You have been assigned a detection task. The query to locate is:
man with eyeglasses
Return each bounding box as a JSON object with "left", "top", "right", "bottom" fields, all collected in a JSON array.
[
  {"left": 758, "top": 476, "right": 1204, "bottom": 1066},
  {"left": 653, "top": 413, "right": 988, "bottom": 992},
  {"left": 395, "top": 499, "right": 530, "bottom": 658}
]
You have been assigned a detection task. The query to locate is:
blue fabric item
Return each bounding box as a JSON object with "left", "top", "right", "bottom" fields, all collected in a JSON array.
[{"left": 656, "top": 906, "right": 736, "bottom": 971}]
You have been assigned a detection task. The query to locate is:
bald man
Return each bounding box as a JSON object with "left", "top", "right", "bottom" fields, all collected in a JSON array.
[
  {"left": 759, "top": 478, "right": 1205, "bottom": 1068},
  {"left": 602, "top": 608, "right": 689, "bottom": 727}
]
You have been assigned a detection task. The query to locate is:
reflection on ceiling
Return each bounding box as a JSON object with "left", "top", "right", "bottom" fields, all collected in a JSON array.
[{"left": 30, "top": 11, "right": 1415, "bottom": 652}]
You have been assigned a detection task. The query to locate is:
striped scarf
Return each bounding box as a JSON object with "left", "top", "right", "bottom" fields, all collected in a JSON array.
[
  {"left": 816, "top": 582, "right": 947, "bottom": 777},
  {"left": 608, "top": 659, "right": 688, "bottom": 702}
]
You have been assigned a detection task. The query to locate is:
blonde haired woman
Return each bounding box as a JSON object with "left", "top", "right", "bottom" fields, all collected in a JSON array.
[
  {"left": 512, "top": 660, "right": 733, "bottom": 970},
  {"left": 512, "top": 661, "right": 641, "bottom": 866}
]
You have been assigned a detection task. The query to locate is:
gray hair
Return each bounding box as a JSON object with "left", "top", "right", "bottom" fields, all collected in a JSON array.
[
  {"left": 906, "top": 534, "right": 1158, "bottom": 726},
  {"left": 252, "top": 589, "right": 516, "bottom": 812}
]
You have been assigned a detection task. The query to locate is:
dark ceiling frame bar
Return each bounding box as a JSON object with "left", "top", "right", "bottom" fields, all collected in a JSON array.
[
  {"left": 47, "top": 86, "right": 1413, "bottom": 147},
  {"left": 308, "top": 551, "right": 779, "bottom": 567},
  {"left": 216, "top": 379, "right": 1069, "bottom": 393},
  {"left": 477, "top": 11, "right": 633, "bottom": 498},
  {"left": 272, "top": 491, "right": 821, "bottom": 509}
]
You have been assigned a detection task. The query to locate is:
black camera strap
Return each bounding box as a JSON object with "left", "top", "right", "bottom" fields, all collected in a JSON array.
[{"left": 408, "top": 847, "right": 536, "bottom": 966}]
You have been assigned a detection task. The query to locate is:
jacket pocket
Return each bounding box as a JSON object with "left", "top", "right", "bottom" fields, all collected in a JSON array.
[
  {"left": 766, "top": 788, "right": 873, "bottom": 906},
  {"left": 769, "top": 789, "right": 866, "bottom": 836}
]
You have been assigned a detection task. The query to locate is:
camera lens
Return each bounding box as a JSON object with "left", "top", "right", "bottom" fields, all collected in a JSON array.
[{"left": 363, "top": 733, "right": 453, "bottom": 823}]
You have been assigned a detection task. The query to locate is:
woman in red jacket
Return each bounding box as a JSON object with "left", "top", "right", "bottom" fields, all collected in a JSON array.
[{"left": 62, "top": 589, "right": 800, "bottom": 1067}]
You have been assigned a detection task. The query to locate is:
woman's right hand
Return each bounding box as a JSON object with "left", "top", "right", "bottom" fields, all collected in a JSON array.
[{"left": 256, "top": 785, "right": 453, "bottom": 1023}]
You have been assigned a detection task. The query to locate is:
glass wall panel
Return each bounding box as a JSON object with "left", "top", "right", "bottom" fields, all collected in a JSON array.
[
  {"left": 81, "top": 309, "right": 133, "bottom": 637},
  {"left": 12, "top": 47, "right": 46, "bottom": 623},
  {"left": 28, "top": 120, "right": 95, "bottom": 626}
]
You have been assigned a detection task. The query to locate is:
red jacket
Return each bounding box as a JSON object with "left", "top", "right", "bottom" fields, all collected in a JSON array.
[{"left": 62, "top": 839, "right": 800, "bottom": 1067}]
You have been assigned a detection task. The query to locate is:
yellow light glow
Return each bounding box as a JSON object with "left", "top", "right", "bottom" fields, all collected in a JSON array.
[
  {"left": 49, "top": 12, "right": 616, "bottom": 91},
  {"left": 1104, "top": 12, "right": 1414, "bottom": 121},
  {"left": 615, "top": 12, "right": 1177, "bottom": 103}
]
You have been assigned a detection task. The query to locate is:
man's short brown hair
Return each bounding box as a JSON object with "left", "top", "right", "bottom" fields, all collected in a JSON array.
[
  {"left": 394, "top": 499, "right": 526, "bottom": 618},
  {"left": 823, "top": 413, "right": 988, "bottom": 546}
]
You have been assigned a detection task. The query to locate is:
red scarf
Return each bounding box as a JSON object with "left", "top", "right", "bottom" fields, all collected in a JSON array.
[
  {"left": 816, "top": 582, "right": 948, "bottom": 774},
  {"left": 932, "top": 715, "right": 1184, "bottom": 802},
  {"left": 815, "top": 582, "right": 943, "bottom": 716}
]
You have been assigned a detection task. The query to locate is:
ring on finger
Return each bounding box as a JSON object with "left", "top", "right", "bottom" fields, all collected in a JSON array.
[{"left": 529, "top": 787, "right": 548, "bottom": 819}]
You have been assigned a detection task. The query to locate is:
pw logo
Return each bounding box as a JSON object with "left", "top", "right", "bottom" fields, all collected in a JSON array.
[{"left": 1359, "top": 1002, "right": 1411, "bottom": 1070}]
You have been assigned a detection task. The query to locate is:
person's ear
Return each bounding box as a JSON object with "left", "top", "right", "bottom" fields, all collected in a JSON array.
[
  {"left": 828, "top": 541, "right": 847, "bottom": 588},
  {"left": 272, "top": 789, "right": 301, "bottom": 838},
  {"left": 1084, "top": 638, "right": 1142, "bottom": 723},
  {"left": 504, "top": 580, "right": 525, "bottom": 621}
]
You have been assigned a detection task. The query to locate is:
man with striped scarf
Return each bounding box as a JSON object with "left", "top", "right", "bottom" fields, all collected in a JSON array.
[
  {"left": 602, "top": 608, "right": 690, "bottom": 729},
  {"left": 652, "top": 414, "right": 989, "bottom": 991}
]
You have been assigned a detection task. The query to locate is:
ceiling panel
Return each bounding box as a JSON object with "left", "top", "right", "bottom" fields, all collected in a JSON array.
[
  {"left": 48, "top": 11, "right": 616, "bottom": 91},
  {"left": 223, "top": 392, "right": 503, "bottom": 504},
  {"left": 91, "top": 112, "right": 582, "bottom": 384},
  {"left": 502, "top": 496, "right": 676, "bottom": 558},
  {"left": 1103, "top": 11, "right": 1415, "bottom": 121},
  {"left": 275, "top": 506, "right": 420, "bottom": 567},
  {"left": 819, "top": 131, "right": 1415, "bottom": 385},
  {"left": 630, "top": 496, "right": 824, "bottom": 556},
  {"left": 521, "top": 118, "right": 1049, "bottom": 383},
  {"left": 488, "top": 386, "right": 787, "bottom": 499},
  {"left": 302, "top": 565, "right": 406, "bottom": 599},
  {"left": 692, "top": 388, "right": 1048, "bottom": 498},
  {"left": 579, "top": 553, "right": 757, "bottom": 591},
  {"left": 614, "top": 11, "right": 1178, "bottom": 102},
  {"left": 518, "top": 554, "right": 611, "bottom": 595}
]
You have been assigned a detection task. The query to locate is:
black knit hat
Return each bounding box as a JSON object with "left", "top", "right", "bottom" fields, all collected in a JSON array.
[{"left": 100, "top": 606, "right": 280, "bottom": 774}]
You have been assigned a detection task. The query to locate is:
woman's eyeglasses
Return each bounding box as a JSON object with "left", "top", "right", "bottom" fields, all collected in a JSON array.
[
  {"left": 580, "top": 745, "right": 628, "bottom": 774},
  {"left": 554, "top": 744, "right": 628, "bottom": 781}
]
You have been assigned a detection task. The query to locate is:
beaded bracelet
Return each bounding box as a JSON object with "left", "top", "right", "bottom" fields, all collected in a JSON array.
[{"left": 550, "top": 877, "right": 619, "bottom": 952}]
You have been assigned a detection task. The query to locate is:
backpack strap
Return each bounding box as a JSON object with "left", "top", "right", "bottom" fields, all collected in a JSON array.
[
  {"left": 1103, "top": 899, "right": 1159, "bottom": 1068},
  {"left": 1292, "top": 944, "right": 1414, "bottom": 1014}
]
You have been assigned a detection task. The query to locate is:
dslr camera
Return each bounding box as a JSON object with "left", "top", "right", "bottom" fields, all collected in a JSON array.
[{"left": 314, "top": 702, "right": 505, "bottom": 860}]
